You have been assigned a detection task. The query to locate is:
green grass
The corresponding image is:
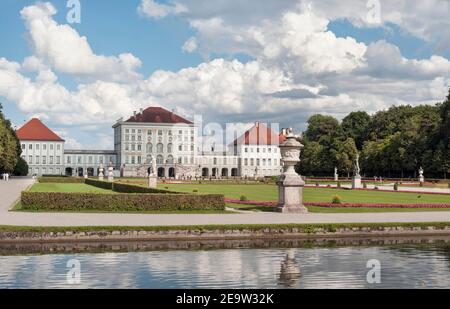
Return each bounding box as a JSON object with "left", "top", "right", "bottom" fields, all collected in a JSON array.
[
  {"left": 158, "top": 183, "right": 450, "bottom": 205},
  {"left": 25, "top": 182, "right": 450, "bottom": 214},
  {"left": 0, "top": 222, "right": 449, "bottom": 233},
  {"left": 30, "top": 183, "right": 115, "bottom": 194},
  {"left": 226, "top": 203, "right": 450, "bottom": 213}
]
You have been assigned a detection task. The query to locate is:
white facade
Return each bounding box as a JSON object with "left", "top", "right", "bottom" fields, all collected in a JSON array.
[
  {"left": 20, "top": 140, "right": 65, "bottom": 176},
  {"left": 64, "top": 150, "right": 118, "bottom": 177},
  {"left": 113, "top": 120, "right": 199, "bottom": 178},
  {"left": 18, "top": 109, "right": 283, "bottom": 179},
  {"left": 236, "top": 144, "right": 282, "bottom": 178}
]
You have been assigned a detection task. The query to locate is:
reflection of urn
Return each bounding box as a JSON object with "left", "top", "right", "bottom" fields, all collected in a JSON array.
[
  {"left": 278, "top": 249, "right": 301, "bottom": 288},
  {"left": 277, "top": 128, "right": 308, "bottom": 213}
]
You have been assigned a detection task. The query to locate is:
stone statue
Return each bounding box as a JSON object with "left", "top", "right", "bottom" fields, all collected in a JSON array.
[
  {"left": 99, "top": 163, "right": 104, "bottom": 181},
  {"left": 354, "top": 153, "right": 361, "bottom": 176},
  {"left": 419, "top": 166, "right": 425, "bottom": 183},
  {"left": 334, "top": 167, "right": 338, "bottom": 182},
  {"left": 352, "top": 153, "right": 362, "bottom": 189},
  {"left": 107, "top": 162, "right": 114, "bottom": 182},
  {"left": 148, "top": 155, "right": 157, "bottom": 188}
]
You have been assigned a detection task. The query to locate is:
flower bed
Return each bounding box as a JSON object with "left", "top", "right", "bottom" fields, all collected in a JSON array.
[
  {"left": 305, "top": 185, "right": 450, "bottom": 196},
  {"left": 224, "top": 198, "right": 450, "bottom": 209}
]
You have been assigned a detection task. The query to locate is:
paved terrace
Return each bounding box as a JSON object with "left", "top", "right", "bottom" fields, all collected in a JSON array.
[{"left": 1, "top": 178, "right": 450, "bottom": 227}]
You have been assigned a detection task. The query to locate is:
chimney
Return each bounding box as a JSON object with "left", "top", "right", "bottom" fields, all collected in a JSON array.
[
  {"left": 139, "top": 108, "right": 143, "bottom": 114},
  {"left": 255, "top": 121, "right": 260, "bottom": 128},
  {"left": 133, "top": 111, "right": 137, "bottom": 117}
]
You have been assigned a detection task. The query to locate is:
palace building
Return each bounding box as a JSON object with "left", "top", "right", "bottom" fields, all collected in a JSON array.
[{"left": 16, "top": 107, "right": 283, "bottom": 178}]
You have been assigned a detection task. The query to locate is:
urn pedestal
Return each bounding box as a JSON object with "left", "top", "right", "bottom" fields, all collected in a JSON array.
[
  {"left": 352, "top": 175, "right": 362, "bottom": 189},
  {"left": 276, "top": 129, "right": 308, "bottom": 214},
  {"left": 148, "top": 175, "right": 157, "bottom": 188}
]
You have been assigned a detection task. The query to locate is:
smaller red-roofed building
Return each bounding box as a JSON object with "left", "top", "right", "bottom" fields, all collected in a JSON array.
[
  {"left": 230, "top": 122, "right": 283, "bottom": 178},
  {"left": 16, "top": 118, "right": 66, "bottom": 176}
]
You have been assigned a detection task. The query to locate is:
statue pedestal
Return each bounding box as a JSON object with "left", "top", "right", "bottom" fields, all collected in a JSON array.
[
  {"left": 352, "top": 175, "right": 362, "bottom": 189},
  {"left": 148, "top": 175, "right": 157, "bottom": 188},
  {"left": 277, "top": 174, "right": 308, "bottom": 213},
  {"left": 334, "top": 174, "right": 338, "bottom": 182},
  {"left": 419, "top": 176, "right": 424, "bottom": 183}
]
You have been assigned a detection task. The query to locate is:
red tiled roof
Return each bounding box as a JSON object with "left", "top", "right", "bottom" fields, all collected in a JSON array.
[
  {"left": 16, "top": 118, "right": 64, "bottom": 142},
  {"left": 126, "top": 107, "right": 193, "bottom": 124},
  {"left": 233, "top": 122, "right": 281, "bottom": 146}
]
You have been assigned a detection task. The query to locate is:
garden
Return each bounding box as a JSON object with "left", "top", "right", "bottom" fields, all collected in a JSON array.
[{"left": 16, "top": 176, "right": 450, "bottom": 214}]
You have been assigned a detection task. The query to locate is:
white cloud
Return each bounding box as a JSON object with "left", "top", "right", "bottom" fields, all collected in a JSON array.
[
  {"left": 1, "top": 0, "right": 450, "bottom": 142},
  {"left": 21, "top": 2, "right": 142, "bottom": 82},
  {"left": 182, "top": 37, "right": 197, "bottom": 53},
  {"left": 138, "top": 0, "right": 187, "bottom": 19}
]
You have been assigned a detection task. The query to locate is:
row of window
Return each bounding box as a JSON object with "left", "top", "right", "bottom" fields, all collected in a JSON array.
[
  {"left": 124, "top": 135, "right": 194, "bottom": 143},
  {"left": 23, "top": 155, "right": 61, "bottom": 165},
  {"left": 66, "top": 156, "right": 115, "bottom": 165},
  {"left": 30, "top": 167, "right": 61, "bottom": 175},
  {"left": 243, "top": 158, "right": 281, "bottom": 167},
  {"left": 244, "top": 147, "right": 278, "bottom": 154},
  {"left": 124, "top": 128, "right": 194, "bottom": 136},
  {"left": 124, "top": 143, "right": 195, "bottom": 153},
  {"left": 22, "top": 143, "right": 61, "bottom": 152},
  {"left": 124, "top": 155, "right": 195, "bottom": 165}
]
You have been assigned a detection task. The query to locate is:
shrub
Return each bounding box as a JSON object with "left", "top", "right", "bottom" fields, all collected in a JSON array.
[
  {"left": 240, "top": 195, "right": 248, "bottom": 202},
  {"left": 315, "top": 182, "right": 320, "bottom": 187},
  {"left": 394, "top": 183, "right": 399, "bottom": 191},
  {"left": 85, "top": 179, "right": 113, "bottom": 190},
  {"left": 21, "top": 192, "right": 225, "bottom": 211},
  {"left": 374, "top": 186, "right": 379, "bottom": 190},
  {"left": 331, "top": 195, "right": 342, "bottom": 204},
  {"left": 448, "top": 183, "right": 450, "bottom": 189},
  {"left": 363, "top": 182, "right": 367, "bottom": 189},
  {"left": 38, "top": 177, "right": 84, "bottom": 183},
  {"left": 419, "top": 182, "right": 424, "bottom": 187},
  {"left": 193, "top": 189, "right": 198, "bottom": 193},
  {"left": 13, "top": 157, "right": 29, "bottom": 176},
  {"left": 112, "top": 182, "right": 178, "bottom": 194},
  {"left": 337, "top": 181, "right": 341, "bottom": 188}
]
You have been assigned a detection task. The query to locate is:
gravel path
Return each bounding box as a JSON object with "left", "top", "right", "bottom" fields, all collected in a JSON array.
[{"left": 1, "top": 178, "right": 450, "bottom": 227}]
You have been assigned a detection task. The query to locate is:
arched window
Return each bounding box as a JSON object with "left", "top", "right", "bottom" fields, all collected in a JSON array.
[
  {"left": 156, "top": 155, "right": 164, "bottom": 164},
  {"left": 167, "top": 143, "right": 173, "bottom": 153},
  {"left": 157, "top": 143, "right": 163, "bottom": 153},
  {"left": 147, "top": 143, "right": 153, "bottom": 153},
  {"left": 167, "top": 155, "right": 174, "bottom": 164}
]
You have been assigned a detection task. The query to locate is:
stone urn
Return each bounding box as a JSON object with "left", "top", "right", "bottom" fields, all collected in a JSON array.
[{"left": 277, "top": 129, "right": 308, "bottom": 213}]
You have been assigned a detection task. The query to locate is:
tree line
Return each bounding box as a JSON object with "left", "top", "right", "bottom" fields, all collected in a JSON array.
[
  {"left": 298, "top": 89, "right": 450, "bottom": 179},
  {"left": 0, "top": 103, "right": 28, "bottom": 175}
]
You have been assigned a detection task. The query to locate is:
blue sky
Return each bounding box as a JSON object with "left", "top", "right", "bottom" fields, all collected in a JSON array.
[{"left": 0, "top": 0, "right": 449, "bottom": 149}]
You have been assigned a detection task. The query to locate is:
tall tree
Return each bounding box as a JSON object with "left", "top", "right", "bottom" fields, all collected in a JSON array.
[
  {"left": 341, "top": 111, "right": 371, "bottom": 150},
  {"left": 304, "top": 114, "right": 340, "bottom": 145},
  {"left": 0, "top": 103, "right": 21, "bottom": 173}
]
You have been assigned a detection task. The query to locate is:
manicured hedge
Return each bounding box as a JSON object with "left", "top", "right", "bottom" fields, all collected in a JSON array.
[
  {"left": 38, "top": 177, "right": 85, "bottom": 183},
  {"left": 112, "top": 182, "right": 179, "bottom": 194},
  {"left": 85, "top": 178, "right": 113, "bottom": 190},
  {"left": 21, "top": 192, "right": 225, "bottom": 211}
]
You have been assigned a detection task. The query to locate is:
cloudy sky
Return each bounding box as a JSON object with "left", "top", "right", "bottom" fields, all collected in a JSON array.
[{"left": 0, "top": 0, "right": 449, "bottom": 149}]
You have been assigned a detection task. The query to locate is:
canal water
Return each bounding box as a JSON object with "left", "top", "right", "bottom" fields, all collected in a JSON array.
[{"left": 0, "top": 237, "right": 449, "bottom": 289}]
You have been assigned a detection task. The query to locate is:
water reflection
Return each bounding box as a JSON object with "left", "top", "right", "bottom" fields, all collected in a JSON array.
[
  {"left": 0, "top": 237, "right": 449, "bottom": 289},
  {"left": 278, "top": 249, "right": 301, "bottom": 288}
]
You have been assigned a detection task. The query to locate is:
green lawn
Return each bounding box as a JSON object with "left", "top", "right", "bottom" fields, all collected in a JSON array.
[
  {"left": 157, "top": 183, "right": 450, "bottom": 205},
  {"left": 27, "top": 182, "right": 450, "bottom": 214},
  {"left": 30, "top": 183, "right": 116, "bottom": 194}
]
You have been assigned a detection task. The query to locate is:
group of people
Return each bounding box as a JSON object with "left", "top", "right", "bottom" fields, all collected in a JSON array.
[{"left": 1, "top": 173, "right": 11, "bottom": 181}]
